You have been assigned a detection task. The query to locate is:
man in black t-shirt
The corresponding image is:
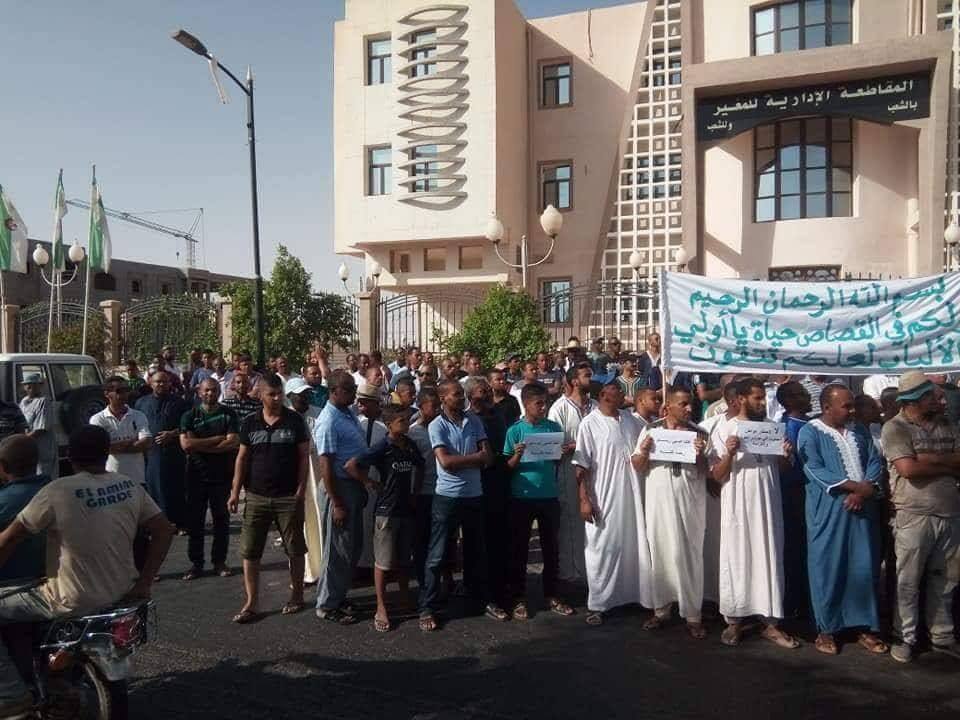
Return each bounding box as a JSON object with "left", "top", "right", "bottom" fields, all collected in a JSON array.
[
  {"left": 227, "top": 374, "right": 309, "bottom": 623},
  {"left": 179, "top": 379, "right": 240, "bottom": 580}
]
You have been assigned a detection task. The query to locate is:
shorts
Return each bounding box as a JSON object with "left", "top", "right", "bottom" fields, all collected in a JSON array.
[
  {"left": 240, "top": 492, "right": 306, "bottom": 561},
  {"left": 373, "top": 515, "right": 414, "bottom": 571}
]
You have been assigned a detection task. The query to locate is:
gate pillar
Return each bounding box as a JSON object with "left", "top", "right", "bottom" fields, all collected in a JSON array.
[
  {"left": 356, "top": 288, "right": 380, "bottom": 353},
  {"left": 99, "top": 300, "right": 123, "bottom": 368}
]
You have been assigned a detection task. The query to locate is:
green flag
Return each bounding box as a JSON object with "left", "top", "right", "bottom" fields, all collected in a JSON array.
[
  {"left": 0, "top": 184, "right": 29, "bottom": 273},
  {"left": 52, "top": 170, "right": 67, "bottom": 271},
  {"left": 88, "top": 174, "right": 111, "bottom": 273}
]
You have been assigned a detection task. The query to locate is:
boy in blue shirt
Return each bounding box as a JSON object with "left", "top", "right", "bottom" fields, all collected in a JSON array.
[
  {"left": 503, "top": 382, "right": 575, "bottom": 620},
  {"left": 346, "top": 404, "right": 423, "bottom": 632}
]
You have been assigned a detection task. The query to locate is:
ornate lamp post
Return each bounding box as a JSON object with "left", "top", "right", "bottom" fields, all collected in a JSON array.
[
  {"left": 32, "top": 240, "right": 86, "bottom": 352},
  {"left": 486, "top": 205, "right": 563, "bottom": 290}
]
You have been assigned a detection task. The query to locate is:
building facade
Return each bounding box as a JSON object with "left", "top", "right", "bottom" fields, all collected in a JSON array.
[{"left": 334, "top": 0, "right": 959, "bottom": 347}]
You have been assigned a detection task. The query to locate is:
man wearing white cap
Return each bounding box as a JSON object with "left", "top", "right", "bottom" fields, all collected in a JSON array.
[
  {"left": 881, "top": 371, "right": 960, "bottom": 663},
  {"left": 19, "top": 373, "right": 57, "bottom": 479}
]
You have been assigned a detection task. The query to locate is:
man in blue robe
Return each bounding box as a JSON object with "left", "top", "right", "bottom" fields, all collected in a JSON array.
[
  {"left": 797, "top": 385, "right": 888, "bottom": 656},
  {"left": 136, "top": 371, "right": 191, "bottom": 532}
]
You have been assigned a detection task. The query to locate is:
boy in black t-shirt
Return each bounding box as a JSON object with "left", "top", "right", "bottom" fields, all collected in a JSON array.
[{"left": 345, "top": 404, "right": 423, "bottom": 632}]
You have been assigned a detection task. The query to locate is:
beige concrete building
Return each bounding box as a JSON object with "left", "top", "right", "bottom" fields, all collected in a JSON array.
[{"left": 334, "top": 0, "right": 960, "bottom": 348}]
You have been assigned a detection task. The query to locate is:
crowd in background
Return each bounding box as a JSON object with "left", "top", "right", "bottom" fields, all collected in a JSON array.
[{"left": 1, "top": 336, "right": 957, "bottom": 665}]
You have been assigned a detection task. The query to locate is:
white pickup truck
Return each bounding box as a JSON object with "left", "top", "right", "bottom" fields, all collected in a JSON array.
[{"left": 0, "top": 353, "right": 105, "bottom": 473}]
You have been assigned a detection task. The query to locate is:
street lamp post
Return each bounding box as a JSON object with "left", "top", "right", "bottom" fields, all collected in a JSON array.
[
  {"left": 172, "top": 29, "right": 266, "bottom": 368},
  {"left": 32, "top": 240, "right": 86, "bottom": 353},
  {"left": 338, "top": 261, "right": 381, "bottom": 293},
  {"left": 486, "top": 205, "right": 563, "bottom": 290}
]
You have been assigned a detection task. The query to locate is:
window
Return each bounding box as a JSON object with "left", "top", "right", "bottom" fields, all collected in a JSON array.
[
  {"left": 161, "top": 283, "right": 171, "bottom": 295},
  {"left": 541, "top": 61, "right": 572, "bottom": 108},
  {"left": 754, "top": 117, "right": 852, "bottom": 222},
  {"left": 459, "top": 246, "right": 483, "bottom": 270},
  {"left": 542, "top": 162, "right": 572, "bottom": 210},
  {"left": 410, "top": 29, "right": 437, "bottom": 77},
  {"left": 14, "top": 364, "right": 50, "bottom": 402},
  {"left": 389, "top": 250, "right": 410, "bottom": 274},
  {"left": 367, "top": 37, "right": 391, "bottom": 85},
  {"left": 541, "top": 279, "right": 572, "bottom": 324},
  {"left": 410, "top": 145, "right": 439, "bottom": 193},
  {"left": 49, "top": 363, "right": 101, "bottom": 401},
  {"left": 93, "top": 272, "right": 116, "bottom": 291},
  {"left": 423, "top": 247, "right": 445, "bottom": 272},
  {"left": 367, "top": 146, "right": 392, "bottom": 196},
  {"left": 753, "top": 0, "right": 852, "bottom": 56},
  {"left": 130, "top": 279, "right": 142, "bottom": 294}
]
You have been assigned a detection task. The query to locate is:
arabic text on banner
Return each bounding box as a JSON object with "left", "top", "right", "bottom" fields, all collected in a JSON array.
[{"left": 660, "top": 271, "right": 960, "bottom": 375}]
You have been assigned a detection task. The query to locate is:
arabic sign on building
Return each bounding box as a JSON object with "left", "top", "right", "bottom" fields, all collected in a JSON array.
[
  {"left": 696, "top": 73, "right": 930, "bottom": 141},
  {"left": 660, "top": 271, "right": 960, "bottom": 375}
]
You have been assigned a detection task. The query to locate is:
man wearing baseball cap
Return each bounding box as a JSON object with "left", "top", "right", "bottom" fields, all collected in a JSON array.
[{"left": 880, "top": 371, "right": 960, "bottom": 662}]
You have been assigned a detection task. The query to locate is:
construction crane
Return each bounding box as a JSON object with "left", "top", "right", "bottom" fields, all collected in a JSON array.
[{"left": 65, "top": 199, "right": 202, "bottom": 268}]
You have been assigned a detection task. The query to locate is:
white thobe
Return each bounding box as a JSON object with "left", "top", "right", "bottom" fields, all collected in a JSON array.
[
  {"left": 636, "top": 422, "right": 707, "bottom": 621},
  {"left": 548, "top": 395, "right": 597, "bottom": 582},
  {"left": 572, "top": 409, "right": 653, "bottom": 612},
  {"left": 708, "top": 417, "right": 785, "bottom": 620},
  {"left": 300, "top": 413, "right": 324, "bottom": 584},
  {"left": 698, "top": 414, "right": 728, "bottom": 603},
  {"left": 357, "top": 416, "right": 387, "bottom": 569}
]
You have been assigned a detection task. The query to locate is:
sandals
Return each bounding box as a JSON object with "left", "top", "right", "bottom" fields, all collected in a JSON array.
[
  {"left": 686, "top": 622, "right": 707, "bottom": 640},
  {"left": 373, "top": 616, "right": 391, "bottom": 633},
  {"left": 643, "top": 615, "right": 668, "bottom": 631},
  {"left": 181, "top": 566, "right": 203, "bottom": 582},
  {"left": 281, "top": 601, "right": 305, "bottom": 615},
  {"left": 214, "top": 564, "right": 233, "bottom": 578},
  {"left": 720, "top": 625, "right": 742, "bottom": 646},
  {"left": 857, "top": 633, "right": 889, "bottom": 655},
  {"left": 585, "top": 611, "right": 604, "bottom": 626},
  {"left": 761, "top": 626, "right": 801, "bottom": 649},
  {"left": 232, "top": 609, "right": 262, "bottom": 624},
  {"left": 317, "top": 608, "right": 357, "bottom": 625},
  {"left": 548, "top": 599, "right": 575, "bottom": 617},
  {"left": 485, "top": 604, "right": 509, "bottom": 622},
  {"left": 419, "top": 615, "right": 438, "bottom": 632},
  {"left": 512, "top": 602, "right": 529, "bottom": 621},
  {"left": 815, "top": 634, "right": 839, "bottom": 655}
]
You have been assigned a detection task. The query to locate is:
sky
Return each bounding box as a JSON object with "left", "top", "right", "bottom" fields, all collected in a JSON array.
[{"left": 3, "top": 0, "right": 635, "bottom": 292}]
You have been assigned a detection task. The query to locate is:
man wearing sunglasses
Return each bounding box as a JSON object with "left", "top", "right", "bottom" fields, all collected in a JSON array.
[{"left": 89, "top": 376, "right": 153, "bottom": 488}]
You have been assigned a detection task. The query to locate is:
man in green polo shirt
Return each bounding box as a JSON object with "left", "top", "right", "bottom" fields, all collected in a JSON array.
[
  {"left": 179, "top": 378, "right": 240, "bottom": 580},
  {"left": 503, "top": 381, "right": 575, "bottom": 621}
]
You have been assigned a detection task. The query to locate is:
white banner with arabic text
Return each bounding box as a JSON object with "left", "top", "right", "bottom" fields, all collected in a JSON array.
[{"left": 660, "top": 272, "right": 960, "bottom": 375}]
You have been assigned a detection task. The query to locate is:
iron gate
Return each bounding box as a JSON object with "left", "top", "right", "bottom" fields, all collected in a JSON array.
[
  {"left": 16, "top": 301, "right": 100, "bottom": 354},
  {"left": 376, "top": 289, "right": 487, "bottom": 353}
]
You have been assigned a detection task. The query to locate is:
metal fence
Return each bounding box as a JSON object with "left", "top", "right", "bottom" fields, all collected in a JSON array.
[
  {"left": 16, "top": 301, "right": 99, "bottom": 353},
  {"left": 376, "top": 289, "right": 487, "bottom": 353}
]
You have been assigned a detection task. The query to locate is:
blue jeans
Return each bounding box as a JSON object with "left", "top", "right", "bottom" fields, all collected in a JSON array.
[
  {"left": 419, "top": 495, "right": 489, "bottom": 617},
  {"left": 0, "top": 583, "right": 58, "bottom": 703}
]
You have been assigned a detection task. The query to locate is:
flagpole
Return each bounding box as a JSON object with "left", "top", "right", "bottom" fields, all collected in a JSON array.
[
  {"left": 81, "top": 165, "right": 95, "bottom": 357},
  {"left": 46, "top": 268, "right": 56, "bottom": 353},
  {"left": 0, "top": 268, "right": 6, "bottom": 352}
]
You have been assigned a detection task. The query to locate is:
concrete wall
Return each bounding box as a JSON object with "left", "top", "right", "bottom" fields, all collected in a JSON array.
[
  {"left": 702, "top": 120, "right": 917, "bottom": 278},
  {"left": 525, "top": 3, "right": 647, "bottom": 290}
]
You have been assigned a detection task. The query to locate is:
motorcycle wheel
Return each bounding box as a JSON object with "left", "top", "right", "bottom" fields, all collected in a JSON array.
[{"left": 66, "top": 663, "right": 127, "bottom": 720}]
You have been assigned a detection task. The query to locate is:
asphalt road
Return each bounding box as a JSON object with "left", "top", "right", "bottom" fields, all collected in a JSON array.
[{"left": 129, "top": 522, "right": 959, "bottom": 720}]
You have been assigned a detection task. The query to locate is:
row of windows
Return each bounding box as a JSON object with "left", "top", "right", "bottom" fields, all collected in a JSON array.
[
  {"left": 753, "top": 0, "right": 852, "bottom": 55},
  {"left": 365, "top": 36, "right": 572, "bottom": 109},
  {"left": 387, "top": 246, "right": 484, "bottom": 274},
  {"left": 366, "top": 145, "right": 573, "bottom": 210}
]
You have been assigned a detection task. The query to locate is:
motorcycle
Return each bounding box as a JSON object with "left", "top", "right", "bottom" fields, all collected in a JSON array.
[{"left": 1, "top": 595, "right": 155, "bottom": 720}]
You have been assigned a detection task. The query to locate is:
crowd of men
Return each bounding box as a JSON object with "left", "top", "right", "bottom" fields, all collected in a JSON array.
[{"left": 0, "top": 336, "right": 956, "bottom": 703}]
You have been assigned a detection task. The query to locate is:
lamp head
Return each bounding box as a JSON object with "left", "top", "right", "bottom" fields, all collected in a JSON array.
[
  {"left": 68, "top": 241, "right": 86, "bottom": 263},
  {"left": 485, "top": 216, "right": 504, "bottom": 245},
  {"left": 171, "top": 29, "right": 210, "bottom": 58},
  {"left": 337, "top": 262, "right": 350, "bottom": 282},
  {"left": 32, "top": 246, "right": 49, "bottom": 267},
  {"left": 628, "top": 250, "right": 642, "bottom": 272},
  {"left": 540, "top": 205, "right": 563, "bottom": 238},
  {"left": 675, "top": 246, "right": 690, "bottom": 266},
  {"left": 945, "top": 222, "right": 960, "bottom": 247},
  {"left": 370, "top": 261, "right": 382, "bottom": 278}
]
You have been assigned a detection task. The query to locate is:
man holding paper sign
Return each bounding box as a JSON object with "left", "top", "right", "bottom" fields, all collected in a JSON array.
[
  {"left": 708, "top": 378, "right": 799, "bottom": 650},
  {"left": 632, "top": 387, "right": 709, "bottom": 639}
]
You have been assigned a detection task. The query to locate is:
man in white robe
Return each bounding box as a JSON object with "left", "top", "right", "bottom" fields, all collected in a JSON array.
[
  {"left": 708, "top": 377, "right": 799, "bottom": 649},
  {"left": 633, "top": 386, "right": 708, "bottom": 638},
  {"left": 572, "top": 382, "right": 652, "bottom": 624},
  {"left": 548, "top": 362, "right": 597, "bottom": 584}
]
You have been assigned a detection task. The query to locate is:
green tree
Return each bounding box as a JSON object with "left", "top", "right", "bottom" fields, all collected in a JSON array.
[
  {"left": 440, "top": 285, "right": 551, "bottom": 368},
  {"left": 223, "top": 245, "right": 354, "bottom": 365},
  {"left": 49, "top": 314, "right": 107, "bottom": 364}
]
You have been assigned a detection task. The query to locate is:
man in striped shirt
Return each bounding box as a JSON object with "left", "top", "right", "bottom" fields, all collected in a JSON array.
[{"left": 221, "top": 373, "right": 262, "bottom": 422}]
